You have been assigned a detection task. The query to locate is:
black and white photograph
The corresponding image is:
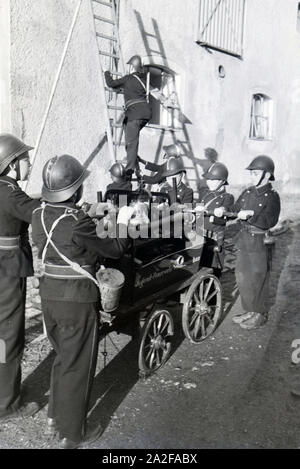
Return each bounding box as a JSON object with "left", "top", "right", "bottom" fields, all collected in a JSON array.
[{"left": 0, "top": 0, "right": 300, "bottom": 453}]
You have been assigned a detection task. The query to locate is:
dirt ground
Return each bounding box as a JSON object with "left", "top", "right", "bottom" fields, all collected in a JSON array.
[{"left": 1, "top": 213, "right": 300, "bottom": 449}]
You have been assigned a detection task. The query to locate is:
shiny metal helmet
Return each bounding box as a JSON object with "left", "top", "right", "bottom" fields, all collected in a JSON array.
[
  {"left": 246, "top": 155, "right": 275, "bottom": 181},
  {"left": 0, "top": 133, "right": 33, "bottom": 174},
  {"left": 42, "top": 154, "right": 89, "bottom": 203},
  {"left": 202, "top": 162, "right": 229, "bottom": 185}
]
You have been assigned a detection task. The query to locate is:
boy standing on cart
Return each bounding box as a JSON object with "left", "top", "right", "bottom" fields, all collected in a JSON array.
[{"left": 160, "top": 156, "right": 193, "bottom": 205}]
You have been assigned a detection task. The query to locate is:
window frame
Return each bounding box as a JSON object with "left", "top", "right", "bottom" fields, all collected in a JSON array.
[
  {"left": 143, "top": 64, "right": 182, "bottom": 132},
  {"left": 249, "top": 93, "right": 274, "bottom": 141},
  {"left": 297, "top": 2, "right": 300, "bottom": 33}
]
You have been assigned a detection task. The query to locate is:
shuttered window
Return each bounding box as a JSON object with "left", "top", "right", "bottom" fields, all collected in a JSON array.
[{"left": 196, "top": 0, "right": 246, "bottom": 57}]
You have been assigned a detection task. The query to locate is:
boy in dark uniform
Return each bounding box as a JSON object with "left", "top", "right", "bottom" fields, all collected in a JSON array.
[
  {"left": 31, "top": 154, "right": 132, "bottom": 448},
  {"left": 106, "top": 162, "right": 132, "bottom": 193},
  {"left": 197, "top": 162, "right": 234, "bottom": 272},
  {"left": 161, "top": 156, "right": 193, "bottom": 205},
  {"left": 105, "top": 162, "right": 132, "bottom": 205},
  {"left": 105, "top": 55, "right": 152, "bottom": 178},
  {"left": 216, "top": 155, "right": 281, "bottom": 329},
  {"left": 0, "top": 133, "right": 40, "bottom": 421}
]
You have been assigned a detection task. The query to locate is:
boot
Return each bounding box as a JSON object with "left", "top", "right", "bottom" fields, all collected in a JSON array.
[
  {"left": 239, "top": 313, "right": 268, "bottom": 330},
  {"left": 45, "top": 417, "right": 58, "bottom": 438},
  {"left": 232, "top": 311, "right": 255, "bottom": 324},
  {"left": 0, "top": 401, "right": 39, "bottom": 422},
  {"left": 59, "top": 423, "right": 104, "bottom": 449}
]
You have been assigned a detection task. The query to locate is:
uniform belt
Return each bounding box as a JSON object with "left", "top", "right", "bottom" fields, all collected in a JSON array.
[
  {"left": 241, "top": 224, "right": 266, "bottom": 235},
  {"left": 0, "top": 235, "right": 20, "bottom": 250},
  {"left": 125, "top": 98, "right": 147, "bottom": 111},
  {"left": 44, "top": 263, "right": 95, "bottom": 279}
]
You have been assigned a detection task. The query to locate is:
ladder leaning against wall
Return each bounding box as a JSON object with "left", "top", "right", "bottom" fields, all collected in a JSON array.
[{"left": 90, "top": 0, "right": 126, "bottom": 162}]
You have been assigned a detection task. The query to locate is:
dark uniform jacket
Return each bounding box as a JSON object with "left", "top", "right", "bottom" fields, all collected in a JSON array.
[
  {"left": 105, "top": 71, "right": 152, "bottom": 121},
  {"left": 143, "top": 160, "right": 166, "bottom": 185},
  {"left": 32, "top": 202, "right": 130, "bottom": 303},
  {"left": 106, "top": 180, "right": 132, "bottom": 194},
  {"left": 198, "top": 187, "right": 234, "bottom": 233},
  {"left": 0, "top": 176, "right": 40, "bottom": 277},
  {"left": 106, "top": 180, "right": 133, "bottom": 205},
  {"left": 232, "top": 183, "right": 281, "bottom": 231},
  {"left": 165, "top": 182, "right": 193, "bottom": 205}
]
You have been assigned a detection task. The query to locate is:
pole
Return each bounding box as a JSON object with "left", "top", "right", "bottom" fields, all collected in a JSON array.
[{"left": 25, "top": 0, "right": 83, "bottom": 191}]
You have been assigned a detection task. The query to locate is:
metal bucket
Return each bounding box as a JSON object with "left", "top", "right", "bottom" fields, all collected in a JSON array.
[{"left": 96, "top": 268, "right": 125, "bottom": 312}]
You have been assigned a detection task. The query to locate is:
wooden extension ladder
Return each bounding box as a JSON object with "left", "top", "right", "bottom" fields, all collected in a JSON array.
[{"left": 90, "top": 0, "right": 126, "bottom": 162}]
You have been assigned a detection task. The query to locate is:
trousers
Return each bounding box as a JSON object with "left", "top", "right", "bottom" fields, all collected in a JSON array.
[
  {"left": 0, "top": 276, "right": 26, "bottom": 417},
  {"left": 235, "top": 231, "right": 270, "bottom": 314},
  {"left": 124, "top": 118, "right": 149, "bottom": 173},
  {"left": 42, "top": 299, "right": 99, "bottom": 442}
]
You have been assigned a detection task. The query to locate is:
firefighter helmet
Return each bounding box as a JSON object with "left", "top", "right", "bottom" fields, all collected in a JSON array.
[
  {"left": 42, "top": 154, "right": 89, "bottom": 203},
  {"left": 109, "top": 162, "right": 126, "bottom": 179},
  {"left": 204, "top": 147, "right": 218, "bottom": 163},
  {"left": 246, "top": 155, "right": 275, "bottom": 181},
  {"left": 202, "top": 162, "right": 229, "bottom": 185},
  {"left": 162, "top": 142, "right": 184, "bottom": 159},
  {"left": 127, "top": 55, "right": 142, "bottom": 70},
  {"left": 162, "top": 156, "right": 186, "bottom": 178},
  {"left": 0, "top": 133, "right": 33, "bottom": 174}
]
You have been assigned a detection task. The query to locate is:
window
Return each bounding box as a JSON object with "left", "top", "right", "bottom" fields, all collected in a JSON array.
[
  {"left": 297, "top": 3, "right": 300, "bottom": 33},
  {"left": 249, "top": 94, "right": 273, "bottom": 140},
  {"left": 196, "top": 0, "right": 246, "bottom": 57},
  {"left": 146, "top": 66, "right": 181, "bottom": 130}
]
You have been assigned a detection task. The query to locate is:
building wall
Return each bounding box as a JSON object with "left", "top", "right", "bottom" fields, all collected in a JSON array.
[
  {"left": 119, "top": 0, "right": 300, "bottom": 194},
  {"left": 0, "top": 0, "right": 299, "bottom": 199},
  {"left": 8, "top": 0, "right": 113, "bottom": 201},
  {"left": 0, "top": 0, "right": 11, "bottom": 132}
]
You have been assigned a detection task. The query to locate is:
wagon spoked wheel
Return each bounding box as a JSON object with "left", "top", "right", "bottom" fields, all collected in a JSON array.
[
  {"left": 182, "top": 274, "right": 223, "bottom": 344},
  {"left": 138, "top": 310, "right": 174, "bottom": 376}
]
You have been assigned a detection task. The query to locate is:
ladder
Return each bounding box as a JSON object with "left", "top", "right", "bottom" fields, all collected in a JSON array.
[
  {"left": 90, "top": 0, "right": 126, "bottom": 162},
  {"left": 134, "top": 11, "right": 201, "bottom": 190}
]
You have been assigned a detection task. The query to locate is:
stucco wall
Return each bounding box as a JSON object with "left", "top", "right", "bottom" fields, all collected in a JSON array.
[
  {"left": 119, "top": 0, "right": 300, "bottom": 193},
  {"left": 10, "top": 0, "right": 112, "bottom": 201},
  {"left": 2, "top": 0, "right": 300, "bottom": 199},
  {"left": 0, "top": 0, "right": 11, "bottom": 132}
]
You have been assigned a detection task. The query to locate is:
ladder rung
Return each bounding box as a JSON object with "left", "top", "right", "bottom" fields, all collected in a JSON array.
[
  {"left": 105, "top": 87, "right": 123, "bottom": 94},
  {"left": 94, "top": 14, "right": 114, "bottom": 25},
  {"left": 145, "top": 32, "right": 157, "bottom": 38},
  {"left": 93, "top": 0, "right": 112, "bottom": 7},
  {"left": 108, "top": 105, "right": 124, "bottom": 110},
  {"left": 100, "top": 51, "right": 120, "bottom": 59},
  {"left": 96, "top": 32, "right": 117, "bottom": 42},
  {"left": 111, "top": 123, "right": 123, "bottom": 128},
  {"left": 106, "top": 71, "right": 122, "bottom": 76},
  {"left": 113, "top": 141, "right": 125, "bottom": 145}
]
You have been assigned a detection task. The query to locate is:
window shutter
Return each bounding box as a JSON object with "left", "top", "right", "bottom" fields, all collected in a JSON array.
[{"left": 196, "top": 0, "right": 246, "bottom": 57}]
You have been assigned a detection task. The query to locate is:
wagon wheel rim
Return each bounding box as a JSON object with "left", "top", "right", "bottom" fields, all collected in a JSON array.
[
  {"left": 139, "top": 310, "right": 174, "bottom": 375},
  {"left": 182, "top": 274, "right": 222, "bottom": 344}
]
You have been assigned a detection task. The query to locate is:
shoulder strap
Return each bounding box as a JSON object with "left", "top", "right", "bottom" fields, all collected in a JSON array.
[
  {"left": 132, "top": 73, "right": 149, "bottom": 103},
  {"left": 203, "top": 194, "right": 222, "bottom": 210},
  {"left": 0, "top": 178, "right": 17, "bottom": 191},
  {"left": 40, "top": 204, "right": 99, "bottom": 287}
]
